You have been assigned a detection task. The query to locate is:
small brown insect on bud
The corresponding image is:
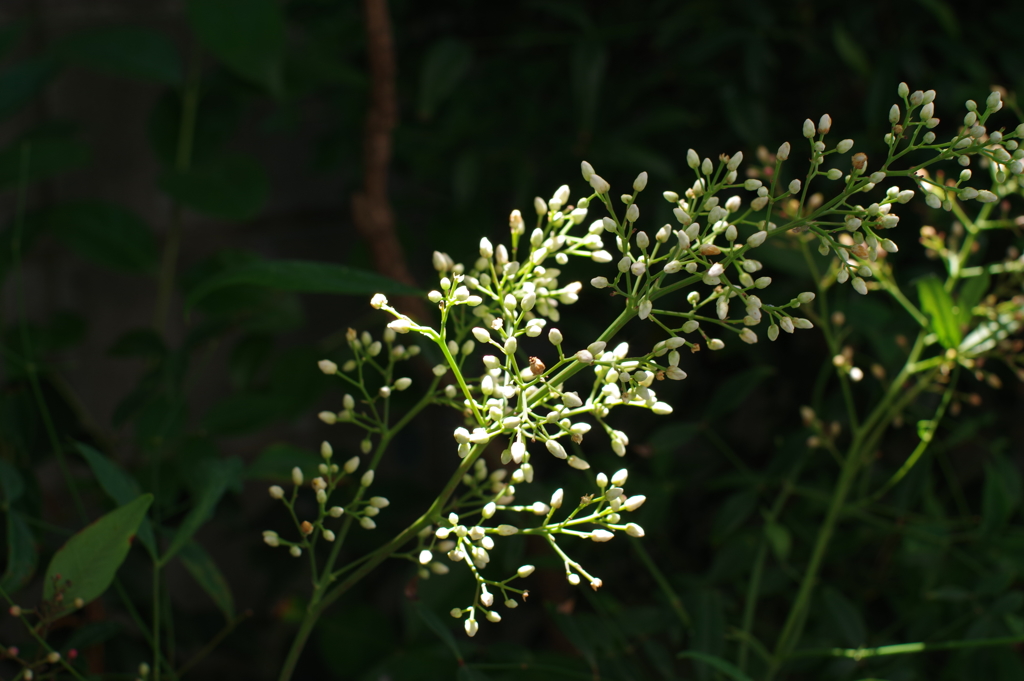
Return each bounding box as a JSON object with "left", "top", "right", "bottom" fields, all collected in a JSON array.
[
  {"left": 852, "top": 152, "right": 868, "bottom": 171},
  {"left": 528, "top": 356, "right": 546, "bottom": 375}
]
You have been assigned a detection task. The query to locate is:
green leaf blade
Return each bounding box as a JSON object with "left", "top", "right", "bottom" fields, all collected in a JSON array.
[
  {"left": 916, "top": 274, "right": 962, "bottom": 349},
  {"left": 178, "top": 540, "right": 234, "bottom": 623},
  {"left": 185, "top": 0, "right": 285, "bottom": 93},
  {"left": 44, "top": 494, "right": 153, "bottom": 610}
]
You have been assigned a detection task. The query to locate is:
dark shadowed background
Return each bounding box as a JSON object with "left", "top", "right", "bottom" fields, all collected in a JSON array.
[{"left": 1, "top": 1, "right": 1023, "bottom": 680}]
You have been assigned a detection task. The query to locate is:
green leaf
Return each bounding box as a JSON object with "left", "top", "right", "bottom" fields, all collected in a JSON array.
[
  {"left": 44, "top": 494, "right": 153, "bottom": 610},
  {"left": 686, "top": 590, "right": 726, "bottom": 681},
  {"left": 178, "top": 540, "right": 234, "bottom": 623},
  {"left": 704, "top": 366, "right": 774, "bottom": 421},
  {"left": 957, "top": 272, "right": 990, "bottom": 328},
  {"left": 982, "top": 455, "right": 1022, "bottom": 537},
  {"left": 712, "top": 491, "right": 758, "bottom": 543},
  {"left": 418, "top": 39, "right": 473, "bottom": 120},
  {"left": 916, "top": 274, "right": 962, "bottom": 349},
  {"left": 677, "top": 652, "right": 754, "bottom": 681},
  {"left": 185, "top": 258, "right": 422, "bottom": 309},
  {"left": 414, "top": 601, "right": 464, "bottom": 662},
  {"left": 159, "top": 153, "right": 268, "bottom": 220},
  {"left": 161, "top": 457, "right": 241, "bottom": 565},
  {"left": 34, "top": 200, "right": 158, "bottom": 272},
  {"left": 822, "top": 586, "right": 867, "bottom": 647},
  {"left": 56, "top": 26, "right": 182, "bottom": 85},
  {"left": 0, "top": 510, "right": 36, "bottom": 594},
  {"left": 75, "top": 443, "right": 157, "bottom": 558},
  {"left": 0, "top": 457, "right": 25, "bottom": 504},
  {"left": 764, "top": 521, "right": 792, "bottom": 562},
  {"left": 185, "top": 0, "right": 285, "bottom": 93},
  {"left": 246, "top": 443, "right": 321, "bottom": 483},
  {"left": 0, "top": 126, "right": 89, "bottom": 189},
  {"left": 832, "top": 24, "right": 870, "bottom": 78},
  {"left": 0, "top": 57, "right": 57, "bottom": 120}
]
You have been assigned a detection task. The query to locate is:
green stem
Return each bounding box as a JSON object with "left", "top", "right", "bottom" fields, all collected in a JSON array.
[{"left": 790, "top": 633, "right": 1024, "bottom": 660}]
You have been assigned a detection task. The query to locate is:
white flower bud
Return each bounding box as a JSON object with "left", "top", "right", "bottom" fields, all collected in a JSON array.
[
  {"left": 686, "top": 148, "right": 699, "bottom": 168},
  {"left": 746, "top": 230, "right": 767, "bottom": 248},
  {"left": 546, "top": 439, "right": 568, "bottom": 459},
  {"left": 818, "top": 114, "right": 832, "bottom": 134},
  {"left": 625, "top": 204, "right": 640, "bottom": 223},
  {"left": 802, "top": 118, "right": 815, "bottom": 138},
  {"left": 625, "top": 523, "right": 645, "bottom": 537},
  {"left": 788, "top": 179, "right": 801, "bottom": 194},
  {"left": 589, "top": 174, "right": 610, "bottom": 194},
  {"left": 567, "top": 455, "right": 590, "bottom": 470},
  {"left": 504, "top": 336, "right": 518, "bottom": 355},
  {"left": 652, "top": 401, "right": 673, "bottom": 415},
  {"left": 591, "top": 529, "right": 615, "bottom": 542},
  {"left": 548, "top": 328, "right": 563, "bottom": 345},
  {"left": 701, "top": 157, "right": 713, "bottom": 175},
  {"left": 727, "top": 151, "right": 744, "bottom": 170},
  {"left": 291, "top": 467, "right": 304, "bottom": 486},
  {"left": 360, "top": 470, "right": 375, "bottom": 487},
  {"left": 581, "top": 160, "right": 595, "bottom": 181},
  {"left": 633, "top": 171, "right": 648, "bottom": 191},
  {"left": 777, "top": 141, "right": 791, "bottom": 160},
  {"left": 344, "top": 456, "right": 359, "bottom": 473}
]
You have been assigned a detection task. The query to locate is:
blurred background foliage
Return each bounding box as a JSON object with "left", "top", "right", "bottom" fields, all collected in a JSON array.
[{"left": 1, "top": 1, "right": 1023, "bottom": 680}]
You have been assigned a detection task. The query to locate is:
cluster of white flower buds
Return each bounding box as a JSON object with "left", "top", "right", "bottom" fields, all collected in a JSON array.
[{"left": 263, "top": 438, "right": 389, "bottom": 558}]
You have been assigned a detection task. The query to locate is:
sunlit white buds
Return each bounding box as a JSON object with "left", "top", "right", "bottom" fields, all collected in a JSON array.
[
  {"left": 633, "top": 171, "right": 648, "bottom": 191},
  {"left": 747, "top": 230, "right": 767, "bottom": 248},
  {"left": 802, "top": 119, "right": 815, "bottom": 138},
  {"left": 625, "top": 204, "right": 640, "bottom": 223},
  {"left": 687, "top": 148, "right": 699, "bottom": 169},
  {"left": 625, "top": 523, "right": 645, "bottom": 537},
  {"left": 589, "top": 174, "right": 611, "bottom": 194},
  {"left": 581, "top": 160, "right": 595, "bottom": 181},
  {"left": 546, "top": 439, "right": 568, "bottom": 459},
  {"left": 837, "top": 139, "right": 854, "bottom": 154},
  {"left": 818, "top": 114, "right": 832, "bottom": 134},
  {"left": 777, "top": 141, "right": 791, "bottom": 160},
  {"left": 852, "top": 277, "right": 868, "bottom": 295},
  {"left": 788, "top": 179, "right": 801, "bottom": 194},
  {"left": 591, "top": 529, "right": 615, "bottom": 542},
  {"left": 567, "top": 455, "right": 590, "bottom": 470}
]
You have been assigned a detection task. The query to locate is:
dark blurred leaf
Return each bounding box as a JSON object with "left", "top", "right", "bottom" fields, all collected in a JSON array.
[
  {"left": 159, "top": 153, "right": 268, "bottom": 220},
  {"left": 56, "top": 26, "right": 182, "bottom": 85},
  {"left": 0, "top": 126, "right": 89, "bottom": 189},
  {"left": 186, "top": 258, "right": 422, "bottom": 309},
  {"left": 0, "top": 57, "right": 57, "bottom": 120},
  {"left": 704, "top": 365, "right": 774, "bottom": 421},
  {"left": 229, "top": 333, "right": 273, "bottom": 388},
  {"left": 686, "top": 589, "right": 726, "bottom": 681},
  {"left": 186, "top": 0, "right": 285, "bottom": 93},
  {"left": 202, "top": 393, "right": 287, "bottom": 436},
  {"left": 178, "top": 540, "right": 234, "bottom": 623},
  {"left": 822, "top": 586, "right": 867, "bottom": 648},
  {"left": 418, "top": 39, "right": 472, "bottom": 120},
  {"left": 913, "top": 0, "right": 959, "bottom": 37},
  {"left": 571, "top": 40, "right": 606, "bottom": 132},
  {"left": 677, "top": 651, "right": 753, "bottom": 681},
  {"left": 712, "top": 491, "right": 758, "bottom": 543},
  {"left": 916, "top": 274, "right": 962, "bottom": 349},
  {"left": 35, "top": 200, "right": 158, "bottom": 272},
  {"left": 0, "top": 510, "right": 36, "bottom": 594},
  {"left": 246, "top": 443, "right": 321, "bottom": 483},
  {"left": 62, "top": 621, "right": 122, "bottom": 654},
  {"left": 148, "top": 88, "right": 243, "bottom": 168},
  {"left": 414, "top": 601, "right": 464, "bottom": 662},
  {"left": 108, "top": 328, "right": 167, "bottom": 359},
  {"left": 44, "top": 494, "right": 153, "bottom": 609},
  {"left": 982, "top": 454, "right": 1022, "bottom": 537},
  {"left": 832, "top": 24, "right": 870, "bottom": 78},
  {"left": 75, "top": 442, "right": 157, "bottom": 558},
  {"left": 0, "top": 457, "right": 25, "bottom": 503},
  {"left": 764, "top": 521, "right": 791, "bottom": 562},
  {"left": 647, "top": 421, "right": 701, "bottom": 455},
  {"left": 162, "top": 457, "right": 241, "bottom": 564},
  {"left": 318, "top": 605, "right": 394, "bottom": 679}
]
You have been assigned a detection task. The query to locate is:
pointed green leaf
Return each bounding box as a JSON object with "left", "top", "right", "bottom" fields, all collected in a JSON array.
[
  {"left": 677, "top": 652, "right": 753, "bottom": 681},
  {"left": 56, "top": 26, "right": 182, "bottom": 85},
  {"left": 957, "top": 272, "right": 990, "bottom": 328},
  {"left": 161, "top": 457, "right": 242, "bottom": 565},
  {"left": 185, "top": 258, "right": 422, "bottom": 309},
  {"left": 0, "top": 510, "right": 36, "bottom": 594},
  {"left": 916, "top": 274, "right": 962, "bottom": 349},
  {"left": 75, "top": 442, "right": 156, "bottom": 557},
  {"left": 418, "top": 39, "right": 473, "bottom": 120},
  {"left": 185, "top": 0, "right": 285, "bottom": 93},
  {"left": 44, "top": 494, "right": 153, "bottom": 610},
  {"left": 764, "top": 521, "right": 792, "bottom": 562},
  {"left": 178, "top": 540, "right": 234, "bottom": 623}
]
